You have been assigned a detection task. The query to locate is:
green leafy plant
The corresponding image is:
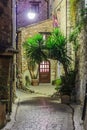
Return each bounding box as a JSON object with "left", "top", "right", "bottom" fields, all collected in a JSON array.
[
  {"left": 23, "top": 28, "right": 72, "bottom": 87},
  {"left": 52, "top": 78, "right": 62, "bottom": 85},
  {"left": 23, "top": 34, "right": 47, "bottom": 80},
  {"left": 25, "top": 76, "right": 30, "bottom": 86},
  {"left": 55, "top": 70, "right": 76, "bottom": 96},
  {"left": 46, "top": 28, "right": 71, "bottom": 76}
]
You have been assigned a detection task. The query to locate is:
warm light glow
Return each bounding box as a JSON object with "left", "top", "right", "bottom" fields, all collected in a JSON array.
[{"left": 27, "top": 12, "right": 36, "bottom": 19}]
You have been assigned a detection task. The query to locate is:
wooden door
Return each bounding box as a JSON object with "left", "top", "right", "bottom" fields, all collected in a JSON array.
[{"left": 39, "top": 61, "right": 50, "bottom": 83}]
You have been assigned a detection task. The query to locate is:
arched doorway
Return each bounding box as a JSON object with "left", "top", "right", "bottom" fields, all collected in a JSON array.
[{"left": 39, "top": 61, "right": 50, "bottom": 83}]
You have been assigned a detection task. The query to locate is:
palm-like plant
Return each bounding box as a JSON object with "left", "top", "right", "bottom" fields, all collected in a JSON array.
[
  {"left": 23, "top": 34, "right": 47, "bottom": 79},
  {"left": 46, "top": 28, "right": 71, "bottom": 75},
  {"left": 23, "top": 28, "right": 71, "bottom": 82}
]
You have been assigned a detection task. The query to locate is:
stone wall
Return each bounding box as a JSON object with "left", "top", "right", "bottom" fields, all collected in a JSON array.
[
  {"left": 52, "top": 0, "right": 72, "bottom": 59},
  {"left": 0, "top": 0, "right": 16, "bottom": 118},
  {"left": 0, "top": 57, "right": 11, "bottom": 87},
  {"left": 0, "top": 0, "right": 12, "bottom": 47},
  {"left": 20, "top": 19, "right": 53, "bottom": 42},
  {"left": 75, "top": 26, "right": 87, "bottom": 130},
  {"left": 75, "top": 29, "right": 87, "bottom": 103},
  {"left": 0, "top": 56, "right": 12, "bottom": 118},
  {"left": 17, "top": 0, "right": 48, "bottom": 28},
  {"left": 52, "top": 0, "right": 71, "bottom": 41},
  {"left": 52, "top": 0, "right": 87, "bottom": 103},
  {"left": 0, "top": 0, "right": 12, "bottom": 96},
  {"left": 17, "top": 19, "right": 59, "bottom": 86},
  {"left": 50, "top": 60, "right": 58, "bottom": 82},
  {"left": 16, "top": 31, "right": 24, "bottom": 88}
]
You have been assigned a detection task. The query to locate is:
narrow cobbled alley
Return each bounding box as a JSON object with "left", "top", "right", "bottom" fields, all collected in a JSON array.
[{"left": 3, "top": 87, "right": 74, "bottom": 130}]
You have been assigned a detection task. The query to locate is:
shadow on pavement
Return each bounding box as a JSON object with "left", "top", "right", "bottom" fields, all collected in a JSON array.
[{"left": 19, "top": 96, "right": 72, "bottom": 113}]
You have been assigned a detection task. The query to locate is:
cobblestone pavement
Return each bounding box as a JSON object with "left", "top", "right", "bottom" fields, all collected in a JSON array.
[{"left": 8, "top": 90, "right": 73, "bottom": 130}]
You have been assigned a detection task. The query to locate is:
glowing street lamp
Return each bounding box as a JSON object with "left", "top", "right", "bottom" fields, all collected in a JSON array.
[{"left": 27, "top": 12, "right": 36, "bottom": 20}]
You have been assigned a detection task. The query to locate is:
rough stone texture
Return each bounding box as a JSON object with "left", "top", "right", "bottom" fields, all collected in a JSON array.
[
  {"left": 52, "top": 0, "right": 70, "bottom": 36},
  {"left": 77, "top": 28, "right": 87, "bottom": 130},
  {"left": 17, "top": 0, "right": 48, "bottom": 28},
  {"left": 0, "top": 0, "right": 16, "bottom": 121},
  {"left": 84, "top": 109, "right": 87, "bottom": 130},
  {"left": 17, "top": 19, "right": 59, "bottom": 86},
  {"left": 21, "top": 19, "right": 53, "bottom": 42},
  {"left": 0, "top": 103, "right": 6, "bottom": 129},
  {"left": 0, "top": 0, "right": 16, "bottom": 89},
  {"left": 51, "top": 0, "right": 87, "bottom": 129},
  {"left": 52, "top": 0, "right": 87, "bottom": 103},
  {"left": 75, "top": 29, "right": 87, "bottom": 103},
  {"left": 0, "top": 57, "right": 11, "bottom": 128},
  {"left": 17, "top": 0, "right": 71, "bottom": 87},
  {"left": 0, "top": 57, "right": 10, "bottom": 86},
  {"left": 10, "top": 90, "right": 73, "bottom": 130},
  {"left": 50, "top": 60, "right": 58, "bottom": 82},
  {"left": 0, "top": 0, "right": 12, "bottom": 48}
]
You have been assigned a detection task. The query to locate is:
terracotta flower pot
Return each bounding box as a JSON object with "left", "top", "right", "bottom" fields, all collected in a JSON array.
[{"left": 31, "top": 79, "right": 39, "bottom": 86}]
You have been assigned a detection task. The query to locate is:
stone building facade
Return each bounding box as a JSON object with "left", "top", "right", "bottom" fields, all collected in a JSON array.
[
  {"left": 16, "top": 0, "right": 62, "bottom": 87},
  {"left": 17, "top": 0, "right": 87, "bottom": 103},
  {"left": 15, "top": 0, "right": 87, "bottom": 128},
  {"left": 51, "top": 0, "right": 70, "bottom": 35},
  {"left": 76, "top": 1, "right": 87, "bottom": 128},
  {"left": 52, "top": 0, "right": 87, "bottom": 128},
  {"left": 78, "top": 27, "right": 87, "bottom": 129},
  {"left": 52, "top": 0, "right": 73, "bottom": 57},
  {"left": 52, "top": 0, "right": 87, "bottom": 102},
  {"left": 0, "top": 0, "right": 17, "bottom": 125},
  {"left": 17, "top": 19, "right": 60, "bottom": 86}
]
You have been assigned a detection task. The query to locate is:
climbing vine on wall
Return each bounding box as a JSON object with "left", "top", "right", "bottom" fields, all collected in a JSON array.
[{"left": 69, "top": 0, "right": 80, "bottom": 26}]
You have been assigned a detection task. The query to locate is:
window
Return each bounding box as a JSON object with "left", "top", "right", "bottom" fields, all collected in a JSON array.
[
  {"left": 30, "top": 2, "right": 40, "bottom": 13},
  {"left": 39, "top": 32, "right": 51, "bottom": 40},
  {"left": 31, "top": 3, "right": 39, "bottom": 13}
]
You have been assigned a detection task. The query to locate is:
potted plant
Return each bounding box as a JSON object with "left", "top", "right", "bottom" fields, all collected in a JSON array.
[
  {"left": 55, "top": 70, "right": 76, "bottom": 104},
  {"left": 23, "top": 28, "right": 71, "bottom": 86},
  {"left": 27, "top": 59, "right": 39, "bottom": 86},
  {"left": 23, "top": 34, "right": 47, "bottom": 85}
]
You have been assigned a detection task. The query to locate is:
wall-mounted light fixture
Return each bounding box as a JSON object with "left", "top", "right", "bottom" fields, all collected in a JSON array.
[{"left": 27, "top": 11, "right": 36, "bottom": 20}]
